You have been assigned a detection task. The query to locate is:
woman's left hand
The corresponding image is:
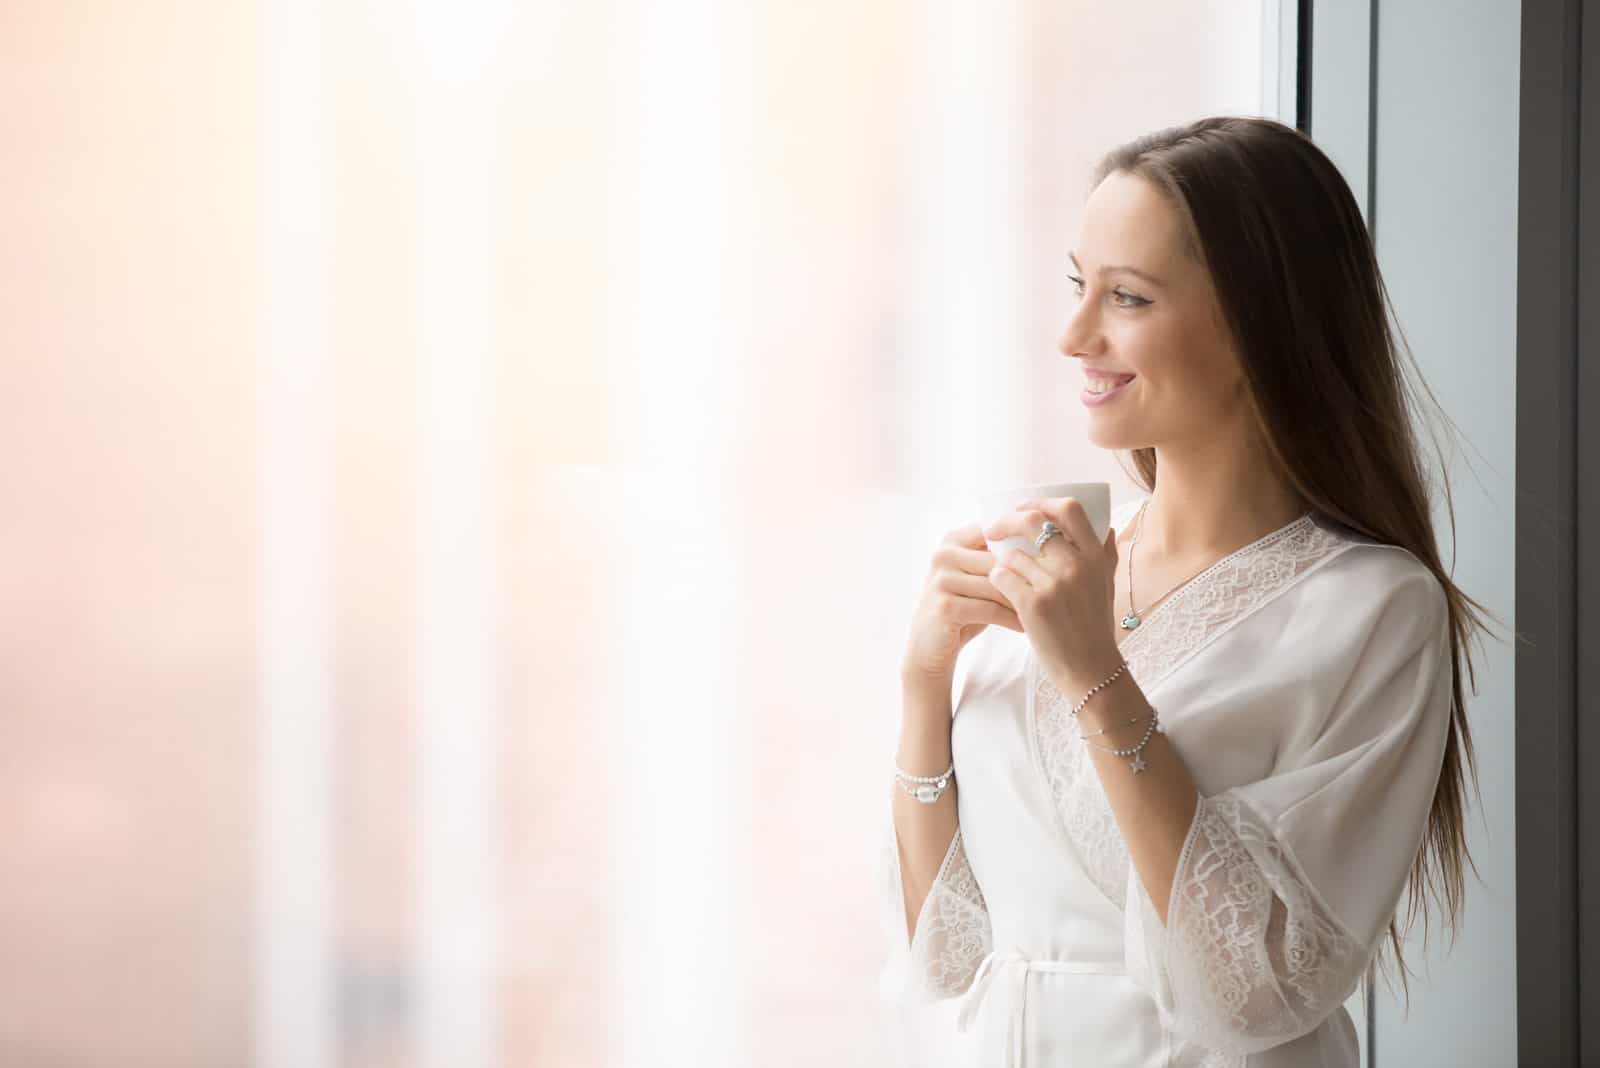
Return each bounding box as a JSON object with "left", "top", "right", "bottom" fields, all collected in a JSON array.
[{"left": 984, "top": 496, "right": 1126, "bottom": 694}]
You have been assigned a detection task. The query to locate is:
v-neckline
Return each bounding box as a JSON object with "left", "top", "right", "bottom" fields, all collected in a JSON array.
[{"left": 1114, "top": 502, "right": 1318, "bottom": 653}]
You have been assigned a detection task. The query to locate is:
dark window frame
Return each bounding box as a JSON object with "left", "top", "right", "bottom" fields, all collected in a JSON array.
[{"left": 1517, "top": 0, "right": 1595, "bottom": 1062}]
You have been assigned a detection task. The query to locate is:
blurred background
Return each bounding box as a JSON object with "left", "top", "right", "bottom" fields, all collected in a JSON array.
[{"left": 0, "top": 1, "right": 1522, "bottom": 1066}]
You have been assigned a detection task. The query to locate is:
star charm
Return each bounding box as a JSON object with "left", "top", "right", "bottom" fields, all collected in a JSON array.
[{"left": 1131, "top": 752, "right": 1148, "bottom": 774}]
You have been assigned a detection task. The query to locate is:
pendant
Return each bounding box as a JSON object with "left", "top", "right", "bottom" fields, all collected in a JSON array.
[
  {"left": 1131, "top": 752, "right": 1148, "bottom": 773},
  {"left": 1120, "top": 612, "right": 1141, "bottom": 631}
]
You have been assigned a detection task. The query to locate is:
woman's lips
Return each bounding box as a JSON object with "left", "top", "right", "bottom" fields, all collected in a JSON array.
[{"left": 1082, "top": 374, "right": 1136, "bottom": 407}]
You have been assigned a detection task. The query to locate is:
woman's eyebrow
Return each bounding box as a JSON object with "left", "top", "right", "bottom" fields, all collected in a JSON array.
[{"left": 1067, "top": 250, "right": 1165, "bottom": 288}]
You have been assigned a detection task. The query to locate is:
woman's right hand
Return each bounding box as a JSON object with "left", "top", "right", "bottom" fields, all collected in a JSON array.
[{"left": 901, "top": 523, "right": 1025, "bottom": 689}]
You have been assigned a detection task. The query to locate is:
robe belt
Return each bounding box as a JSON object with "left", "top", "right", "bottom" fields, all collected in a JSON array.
[{"left": 954, "top": 945, "right": 1126, "bottom": 1068}]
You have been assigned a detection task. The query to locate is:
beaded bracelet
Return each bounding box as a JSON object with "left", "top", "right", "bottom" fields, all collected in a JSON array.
[
  {"left": 894, "top": 759, "right": 954, "bottom": 804},
  {"left": 1068, "top": 660, "right": 1130, "bottom": 716},
  {"left": 1077, "top": 710, "right": 1151, "bottom": 738},
  {"left": 1069, "top": 658, "right": 1164, "bottom": 774},
  {"left": 1080, "top": 710, "right": 1163, "bottom": 774}
]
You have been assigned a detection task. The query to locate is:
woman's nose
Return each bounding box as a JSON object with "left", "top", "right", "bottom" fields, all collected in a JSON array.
[
  {"left": 1057, "top": 301, "right": 1098, "bottom": 357},
  {"left": 1057, "top": 318, "right": 1097, "bottom": 360}
]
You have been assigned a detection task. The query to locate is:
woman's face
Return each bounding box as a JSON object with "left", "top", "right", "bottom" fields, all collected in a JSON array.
[{"left": 1058, "top": 171, "right": 1246, "bottom": 451}]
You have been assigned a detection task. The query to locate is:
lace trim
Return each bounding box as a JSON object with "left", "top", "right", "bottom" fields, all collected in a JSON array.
[
  {"left": 1034, "top": 668, "right": 1130, "bottom": 908},
  {"left": 1030, "top": 506, "right": 1355, "bottom": 913},
  {"left": 1163, "top": 794, "right": 1364, "bottom": 1052},
  {"left": 1120, "top": 512, "right": 1353, "bottom": 693},
  {"left": 891, "top": 825, "right": 992, "bottom": 999},
  {"left": 1170, "top": 1044, "right": 1246, "bottom": 1068}
]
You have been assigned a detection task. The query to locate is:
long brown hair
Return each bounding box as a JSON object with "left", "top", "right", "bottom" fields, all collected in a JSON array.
[{"left": 1090, "top": 115, "right": 1503, "bottom": 1008}]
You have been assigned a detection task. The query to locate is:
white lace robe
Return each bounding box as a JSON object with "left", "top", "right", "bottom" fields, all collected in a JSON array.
[{"left": 879, "top": 496, "right": 1453, "bottom": 1067}]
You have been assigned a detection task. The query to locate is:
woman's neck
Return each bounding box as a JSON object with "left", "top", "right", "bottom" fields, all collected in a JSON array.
[{"left": 1143, "top": 436, "right": 1305, "bottom": 560}]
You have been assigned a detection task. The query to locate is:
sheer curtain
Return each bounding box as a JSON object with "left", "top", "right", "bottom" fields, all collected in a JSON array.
[{"left": 0, "top": 1, "right": 1271, "bottom": 1066}]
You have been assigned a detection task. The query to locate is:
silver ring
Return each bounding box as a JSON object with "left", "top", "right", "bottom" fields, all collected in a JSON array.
[{"left": 1035, "top": 520, "right": 1065, "bottom": 551}]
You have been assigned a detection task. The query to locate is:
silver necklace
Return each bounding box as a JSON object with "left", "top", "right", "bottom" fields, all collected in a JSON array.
[
  {"left": 1121, "top": 499, "right": 1171, "bottom": 631},
  {"left": 1120, "top": 498, "right": 1241, "bottom": 629},
  {"left": 1122, "top": 498, "right": 1312, "bottom": 631}
]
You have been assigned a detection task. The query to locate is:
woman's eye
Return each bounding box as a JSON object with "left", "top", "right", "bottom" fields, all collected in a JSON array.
[{"left": 1066, "top": 275, "right": 1147, "bottom": 308}]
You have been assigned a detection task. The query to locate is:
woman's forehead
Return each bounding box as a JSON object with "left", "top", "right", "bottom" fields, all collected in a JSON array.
[{"left": 1075, "top": 173, "right": 1187, "bottom": 281}]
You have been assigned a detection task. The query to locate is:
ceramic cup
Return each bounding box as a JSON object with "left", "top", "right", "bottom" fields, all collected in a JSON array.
[{"left": 978, "top": 481, "right": 1111, "bottom": 562}]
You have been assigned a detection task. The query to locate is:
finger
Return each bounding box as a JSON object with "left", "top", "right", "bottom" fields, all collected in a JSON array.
[
  {"left": 1030, "top": 508, "right": 1081, "bottom": 562},
  {"left": 999, "top": 546, "right": 1051, "bottom": 587},
  {"left": 955, "top": 595, "right": 1024, "bottom": 632},
  {"left": 1056, "top": 497, "right": 1100, "bottom": 549},
  {"left": 1014, "top": 496, "right": 1077, "bottom": 537},
  {"left": 985, "top": 603, "right": 1026, "bottom": 632},
  {"left": 932, "top": 544, "right": 1003, "bottom": 577},
  {"left": 1016, "top": 497, "right": 1100, "bottom": 551},
  {"left": 983, "top": 507, "right": 1048, "bottom": 541},
  {"left": 1023, "top": 498, "right": 1092, "bottom": 557},
  {"left": 943, "top": 524, "right": 989, "bottom": 549},
  {"left": 986, "top": 558, "right": 1026, "bottom": 604},
  {"left": 988, "top": 508, "right": 1078, "bottom": 565},
  {"left": 990, "top": 552, "right": 1046, "bottom": 603},
  {"left": 936, "top": 569, "right": 1017, "bottom": 608},
  {"left": 942, "top": 589, "right": 1023, "bottom": 631}
]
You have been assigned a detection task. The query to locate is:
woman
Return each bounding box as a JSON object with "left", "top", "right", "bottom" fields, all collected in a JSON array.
[{"left": 880, "top": 116, "right": 1500, "bottom": 1067}]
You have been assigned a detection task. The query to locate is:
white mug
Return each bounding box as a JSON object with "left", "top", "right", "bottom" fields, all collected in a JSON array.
[{"left": 978, "top": 481, "right": 1111, "bottom": 562}]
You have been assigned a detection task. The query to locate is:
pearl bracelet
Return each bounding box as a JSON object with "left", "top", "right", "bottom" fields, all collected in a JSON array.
[{"left": 894, "top": 759, "right": 954, "bottom": 804}]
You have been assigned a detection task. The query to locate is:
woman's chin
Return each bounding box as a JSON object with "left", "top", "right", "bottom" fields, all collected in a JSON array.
[{"left": 1085, "top": 423, "right": 1138, "bottom": 450}]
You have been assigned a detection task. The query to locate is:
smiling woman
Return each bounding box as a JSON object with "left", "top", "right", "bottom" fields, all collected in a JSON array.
[
  {"left": 882, "top": 114, "right": 1503, "bottom": 1068},
  {"left": 1057, "top": 170, "right": 1266, "bottom": 457}
]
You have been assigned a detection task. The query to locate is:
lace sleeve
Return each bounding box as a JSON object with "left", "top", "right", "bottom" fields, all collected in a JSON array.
[
  {"left": 878, "top": 810, "right": 992, "bottom": 1003},
  {"left": 1127, "top": 794, "right": 1365, "bottom": 1055},
  {"left": 1123, "top": 561, "right": 1452, "bottom": 1056}
]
